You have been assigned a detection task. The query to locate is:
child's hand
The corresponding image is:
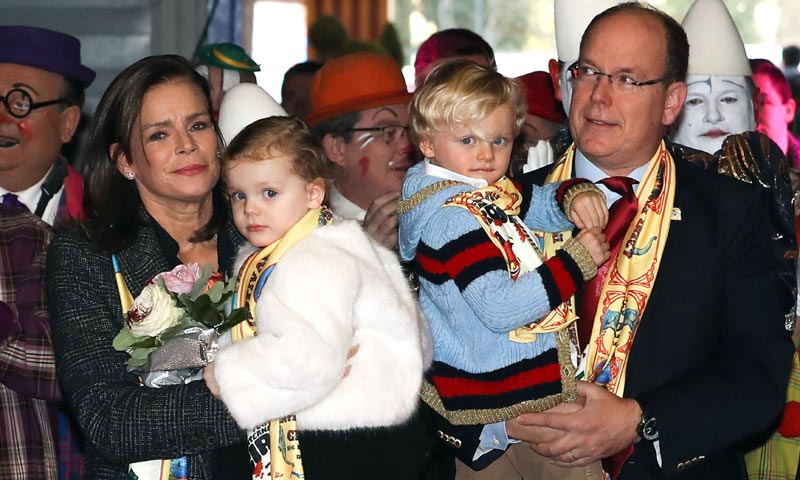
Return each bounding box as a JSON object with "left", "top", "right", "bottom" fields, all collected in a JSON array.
[
  {"left": 342, "top": 344, "right": 359, "bottom": 379},
  {"left": 363, "top": 191, "right": 400, "bottom": 250},
  {"left": 203, "top": 363, "right": 221, "bottom": 399},
  {"left": 575, "top": 227, "right": 610, "bottom": 267},
  {"left": 570, "top": 192, "right": 608, "bottom": 230}
]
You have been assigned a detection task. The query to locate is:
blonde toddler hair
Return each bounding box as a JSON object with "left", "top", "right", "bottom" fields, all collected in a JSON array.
[{"left": 409, "top": 59, "right": 527, "bottom": 146}]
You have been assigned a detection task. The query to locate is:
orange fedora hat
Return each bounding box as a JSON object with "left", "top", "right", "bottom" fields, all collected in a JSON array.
[{"left": 306, "top": 52, "right": 411, "bottom": 126}]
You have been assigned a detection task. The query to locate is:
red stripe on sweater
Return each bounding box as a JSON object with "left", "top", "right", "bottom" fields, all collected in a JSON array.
[
  {"left": 417, "top": 251, "right": 447, "bottom": 275},
  {"left": 417, "top": 240, "right": 503, "bottom": 280},
  {"left": 433, "top": 362, "right": 562, "bottom": 397},
  {"left": 446, "top": 241, "right": 503, "bottom": 278},
  {"left": 545, "top": 256, "right": 576, "bottom": 302}
]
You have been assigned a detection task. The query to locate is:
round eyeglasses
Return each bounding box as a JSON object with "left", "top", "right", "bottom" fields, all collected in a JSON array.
[
  {"left": 0, "top": 88, "right": 68, "bottom": 119},
  {"left": 567, "top": 62, "right": 668, "bottom": 93},
  {"left": 348, "top": 125, "right": 409, "bottom": 145}
]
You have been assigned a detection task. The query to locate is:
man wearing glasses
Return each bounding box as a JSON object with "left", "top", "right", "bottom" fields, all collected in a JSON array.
[
  {"left": 0, "top": 25, "right": 93, "bottom": 225},
  {"left": 442, "top": 4, "right": 793, "bottom": 480},
  {"left": 307, "top": 52, "right": 416, "bottom": 250},
  {"left": 0, "top": 25, "right": 94, "bottom": 480}
]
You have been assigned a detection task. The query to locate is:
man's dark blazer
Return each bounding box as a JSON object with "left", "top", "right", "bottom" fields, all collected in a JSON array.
[
  {"left": 436, "top": 142, "right": 794, "bottom": 479},
  {"left": 47, "top": 215, "right": 250, "bottom": 480}
]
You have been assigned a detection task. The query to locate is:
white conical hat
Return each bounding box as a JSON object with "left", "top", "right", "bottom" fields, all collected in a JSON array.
[
  {"left": 683, "top": 0, "right": 751, "bottom": 76},
  {"left": 555, "top": 0, "right": 623, "bottom": 61},
  {"left": 218, "top": 83, "right": 287, "bottom": 144}
]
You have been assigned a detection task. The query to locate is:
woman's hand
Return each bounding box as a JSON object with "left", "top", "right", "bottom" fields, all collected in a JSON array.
[{"left": 203, "top": 363, "right": 221, "bottom": 398}]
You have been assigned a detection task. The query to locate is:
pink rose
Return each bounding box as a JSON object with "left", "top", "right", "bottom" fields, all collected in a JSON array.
[{"left": 154, "top": 263, "right": 202, "bottom": 294}]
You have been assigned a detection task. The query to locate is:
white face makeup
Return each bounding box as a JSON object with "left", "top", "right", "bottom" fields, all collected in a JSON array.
[
  {"left": 559, "top": 59, "right": 576, "bottom": 115},
  {"left": 671, "top": 74, "right": 755, "bottom": 154}
]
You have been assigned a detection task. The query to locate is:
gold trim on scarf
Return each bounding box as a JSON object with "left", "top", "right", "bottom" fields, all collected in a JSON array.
[{"left": 533, "top": 142, "right": 675, "bottom": 396}]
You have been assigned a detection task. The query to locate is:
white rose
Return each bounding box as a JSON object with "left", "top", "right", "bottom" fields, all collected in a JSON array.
[{"left": 127, "top": 284, "right": 184, "bottom": 337}]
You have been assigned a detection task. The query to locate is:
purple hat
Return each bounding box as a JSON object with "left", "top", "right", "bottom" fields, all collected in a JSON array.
[{"left": 0, "top": 26, "right": 96, "bottom": 88}]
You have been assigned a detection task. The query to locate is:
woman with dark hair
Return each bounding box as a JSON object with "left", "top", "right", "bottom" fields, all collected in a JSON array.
[{"left": 46, "top": 54, "right": 248, "bottom": 479}]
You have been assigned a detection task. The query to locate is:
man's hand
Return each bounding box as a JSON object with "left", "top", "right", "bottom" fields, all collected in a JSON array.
[
  {"left": 508, "top": 381, "right": 641, "bottom": 466},
  {"left": 363, "top": 191, "right": 400, "bottom": 250},
  {"left": 203, "top": 363, "right": 221, "bottom": 399},
  {"left": 574, "top": 227, "right": 611, "bottom": 267},
  {"left": 570, "top": 192, "right": 609, "bottom": 230}
]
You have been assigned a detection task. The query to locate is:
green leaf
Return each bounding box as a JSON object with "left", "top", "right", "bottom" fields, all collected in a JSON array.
[
  {"left": 215, "top": 307, "right": 250, "bottom": 333},
  {"left": 129, "top": 346, "right": 156, "bottom": 360},
  {"left": 113, "top": 328, "right": 137, "bottom": 351},
  {"left": 188, "top": 264, "right": 214, "bottom": 300},
  {"left": 113, "top": 328, "right": 158, "bottom": 351},
  {"left": 206, "top": 281, "right": 225, "bottom": 303},
  {"left": 158, "top": 317, "right": 199, "bottom": 340}
]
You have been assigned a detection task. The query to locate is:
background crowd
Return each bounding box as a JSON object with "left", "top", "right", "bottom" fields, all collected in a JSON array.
[{"left": 2, "top": 0, "right": 800, "bottom": 479}]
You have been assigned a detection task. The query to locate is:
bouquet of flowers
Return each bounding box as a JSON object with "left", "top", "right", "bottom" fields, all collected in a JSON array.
[{"left": 113, "top": 263, "right": 248, "bottom": 388}]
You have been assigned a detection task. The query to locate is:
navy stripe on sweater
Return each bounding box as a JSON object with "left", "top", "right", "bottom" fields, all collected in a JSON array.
[{"left": 415, "top": 228, "right": 586, "bottom": 309}]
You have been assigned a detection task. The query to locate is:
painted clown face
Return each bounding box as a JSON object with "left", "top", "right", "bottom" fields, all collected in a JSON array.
[
  {"left": 335, "top": 104, "right": 415, "bottom": 210},
  {"left": 671, "top": 74, "right": 755, "bottom": 154},
  {"left": 557, "top": 59, "right": 577, "bottom": 116}
]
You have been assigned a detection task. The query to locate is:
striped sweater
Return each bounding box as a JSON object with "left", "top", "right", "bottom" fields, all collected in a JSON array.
[{"left": 398, "top": 162, "right": 593, "bottom": 423}]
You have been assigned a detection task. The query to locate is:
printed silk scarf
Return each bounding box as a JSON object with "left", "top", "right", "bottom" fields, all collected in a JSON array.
[
  {"left": 444, "top": 177, "right": 544, "bottom": 289},
  {"left": 231, "top": 206, "right": 332, "bottom": 480},
  {"left": 530, "top": 142, "right": 675, "bottom": 396}
]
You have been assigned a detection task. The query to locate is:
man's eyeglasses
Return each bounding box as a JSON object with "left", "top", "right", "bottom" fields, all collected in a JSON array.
[
  {"left": 567, "top": 62, "right": 668, "bottom": 92},
  {"left": 0, "top": 88, "right": 68, "bottom": 119},
  {"left": 348, "top": 125, "right": 408, "bottom": 145}
]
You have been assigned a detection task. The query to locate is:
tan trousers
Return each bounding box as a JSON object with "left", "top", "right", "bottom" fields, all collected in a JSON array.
[{"left": 455, "top": 441, "right": 605, "bottom": 480}]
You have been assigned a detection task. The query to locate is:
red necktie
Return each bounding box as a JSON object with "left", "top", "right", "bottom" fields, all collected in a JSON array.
[
  {"left": 576, "top": 177, "right": 639, "bottom": 479},
  {"left": 576, "top": 176, "right": 639, "bottom": 350}
]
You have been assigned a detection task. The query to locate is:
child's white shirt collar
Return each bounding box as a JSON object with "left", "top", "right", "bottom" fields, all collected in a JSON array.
[{"left": 423, "top": 159, "right": 489, "bottom": 188}]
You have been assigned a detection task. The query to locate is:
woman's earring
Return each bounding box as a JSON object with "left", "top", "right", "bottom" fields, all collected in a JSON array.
[{"left": 124, "top": 172, "right": 135, "bottom": 180}]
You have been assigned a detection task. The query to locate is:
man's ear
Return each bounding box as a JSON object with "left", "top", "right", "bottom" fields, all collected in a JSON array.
[
  {"left": 548, "top": 59, "right": 563, "bottom": 101},
  {"left": 663, "top": 81, "right": 688, "bottom": 126},
  {"left": 306, "top": 178, "right": 326, "bottom": 209},
  {"left": 323, "top": 134, "right": 347, "bottom": 167},
  {"left": 59, "top": 105, "right": 81, "bottom": 143},
  {"left": 418, "top": 136, "right": 435, "bottom": 159}
]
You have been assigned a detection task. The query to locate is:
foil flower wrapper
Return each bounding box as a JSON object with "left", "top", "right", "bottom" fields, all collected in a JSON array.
[{"left": 130, "top": 326, "right": 221, "bottom": 388}]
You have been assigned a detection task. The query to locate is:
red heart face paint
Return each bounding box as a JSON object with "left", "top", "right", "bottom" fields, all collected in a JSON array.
[
  {"left": 358, "top": 156, "right": 370, "bottom": 177},
  {"left": 18, "top": 119, "right": 34, "bottom": 142}
]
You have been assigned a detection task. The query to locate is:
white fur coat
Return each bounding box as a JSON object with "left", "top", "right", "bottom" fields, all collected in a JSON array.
[{"left": 214, "top": 220, "right": 432, "bottom": 431}]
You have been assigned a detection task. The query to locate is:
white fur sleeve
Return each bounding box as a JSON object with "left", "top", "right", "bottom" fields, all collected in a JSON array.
[{"left": 213, "top": 239, "right": 358, "bottom": 430}]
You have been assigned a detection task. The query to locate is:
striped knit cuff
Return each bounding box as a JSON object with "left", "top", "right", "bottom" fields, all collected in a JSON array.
[
  {"left": 562, "top": 237, "right": 598, "bottom": 281},
  {"left": 538, "top": 243, "right": 589, "bottom": 308},
  {"left": 557, "top": 179, "right": 605, "bottom": 221}
]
